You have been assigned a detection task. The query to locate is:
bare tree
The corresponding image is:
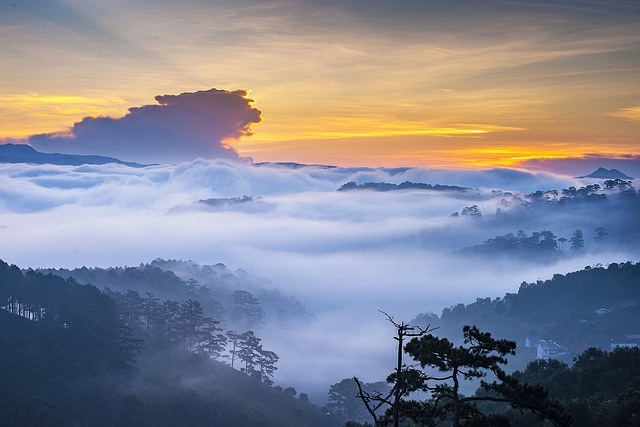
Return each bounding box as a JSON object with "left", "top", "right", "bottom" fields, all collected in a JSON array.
[{"left": 353, "top": 311, "right": 435, "bottom": 427}]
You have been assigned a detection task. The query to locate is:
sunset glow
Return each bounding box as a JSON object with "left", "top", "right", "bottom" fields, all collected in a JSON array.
[
  {"left": 1, "top": 0, "right": 638, "bottom": 170},
  {"left": 3, "top": 2, "right": 640, "bottom": 416}
]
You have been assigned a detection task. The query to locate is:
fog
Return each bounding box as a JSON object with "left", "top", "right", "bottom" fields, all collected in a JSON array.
[{"left": 0, "top": 159, "right": 637, "bottom": 402}]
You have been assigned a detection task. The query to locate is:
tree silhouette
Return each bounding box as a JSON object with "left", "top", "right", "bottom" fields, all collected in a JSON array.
[
  {"left": 328, "top": 378, "right": 389, "bottom": 423},
  {"left": 354, "top": 311, "right": 434, "bottom": 427},
  {"left": 256, "top": 345, "right": 279, "bottom": 385},
  {"left": 236, "top": 330, "right": 261, "bottom": 375},
  {"left": 231, "top": 290, "right": 265, "bottom": 330},
  {"left": 199, "top": 317, "right": 227, "bottom": 358},
  {"left": 461, "top": 205, "right": 482, "bottom": 218},
  {"left": 558, "top": 237, "right": 567, "bottom": 251},
  {"left": 177, "top": 299, "right": 205, "bottom": 351},
  {"left": 354, "top": 316, "right": 573, "bottom": 427},
  {"left": 593, "top": 226, "right": 608, "bottom": 245},
  {"left": 162, "top": 299, "right": 181, "bottom": 347},
  {"left": 569, "top": 229, "right": 584, "bottom": 252}
]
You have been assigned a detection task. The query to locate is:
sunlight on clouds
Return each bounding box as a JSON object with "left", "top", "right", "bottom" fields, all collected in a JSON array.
[
  {"left": 250, "top": 121, "right": 524, "bottom": 141},
  {"left": 0, "top": 93, "right": 127, "bottom": 138},
  {"left": 608, "top": 106, "right": 640, "bottom": 122},
  {"left": 238, "top": 134, "right": 640, "bottom": 170},
  {"left": 1, "top": 0, "right": 638, "bottom": 167}
]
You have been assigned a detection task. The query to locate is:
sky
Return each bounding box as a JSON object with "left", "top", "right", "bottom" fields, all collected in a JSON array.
[
  {"left": 1, "top": 0, "right": 640, "bottom": 402},
  {"left": 1, "top": 0, "right": 640, "bottom": 169}
]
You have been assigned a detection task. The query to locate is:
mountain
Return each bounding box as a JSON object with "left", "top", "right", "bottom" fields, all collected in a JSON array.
[
  {"left": 577, "top": 167, "right": 633, "bottom": 179},
  {"left": 0, "top": 143, "right": 148, "bottom": 167}
]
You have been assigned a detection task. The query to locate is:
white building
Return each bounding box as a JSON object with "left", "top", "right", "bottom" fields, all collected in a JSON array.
[
  {"left": 536, "top": 340, "right": 568, "bottom": 359},
  {"left": 610, "top": 342, "right": 639, "bottom": 350}
]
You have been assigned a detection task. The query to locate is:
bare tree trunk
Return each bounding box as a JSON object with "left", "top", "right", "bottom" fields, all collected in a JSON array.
[
  {"left": 393, "top": 328, "right": 403, "bottom": 427},
  {"left": 452, "top": 367, "right": 461, "bottom": 427}
]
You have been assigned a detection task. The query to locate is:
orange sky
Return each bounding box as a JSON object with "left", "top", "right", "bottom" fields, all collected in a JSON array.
[{"left": 1, "top": 0, "right": 639, "bottom": 168}]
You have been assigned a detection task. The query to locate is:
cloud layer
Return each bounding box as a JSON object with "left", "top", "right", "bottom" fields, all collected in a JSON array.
[
  {"left": 1, "top": 160, "right": 637, "bottom": 399},
  {"left": 29, "top": 89, "right": 262, "bottom": 164}
]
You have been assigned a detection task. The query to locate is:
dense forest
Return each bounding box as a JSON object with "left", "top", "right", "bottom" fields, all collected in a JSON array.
[
  {"left": 412, "top": 261, "right": 640, "bottom": 370},
  {"left": 2, "top": 259, "right": 639, "bottom": 426},
  {"left": 42, "top": 259, "right": 310, "bottom": 331},
  {"left": 330, "top": 341, "right": 640, "bottom": 426},
  {"left": 326, "top": 262, "right": 640, "bottom": 426},
  {"left": 0, "top": 260, "right": 338, "bottom": 427},
  {"left": 338, "top": 181, "right": 470, "bottom": 193}
]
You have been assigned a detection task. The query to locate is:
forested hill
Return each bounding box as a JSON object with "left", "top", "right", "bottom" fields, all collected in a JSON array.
[
  {"left": 338, "top": 180, "right": 470, "bottom": 192},
  {"left": 413, "top": 262, "right": 640, "bottom": 369},
  {"left": 0, "top": 259, "right": 340, "bottom": 427},
  {"left": 41, "top": 259, "right": 310, "bottom": 332}
]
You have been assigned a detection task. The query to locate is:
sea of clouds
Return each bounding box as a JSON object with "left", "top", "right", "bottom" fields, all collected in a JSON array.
[{"left": 0, "top": 159, "right": 635, "bottom": 400}]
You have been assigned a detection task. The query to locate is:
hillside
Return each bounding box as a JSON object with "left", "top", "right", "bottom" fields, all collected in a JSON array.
[
  {"left": 0, "top": 260, "right": 339, "bottom": 427},
  {"left": 412, "top": 262, "right": 640, "bottom": 370},
  {"left": 41, "top": 259, "right": 310, "bottom": 332},
  {"left": 0, "top": 143, "right": 148, "bottom": 167},
  {"left": 577, "top": 167, "right": 633, "bottom": 179}
]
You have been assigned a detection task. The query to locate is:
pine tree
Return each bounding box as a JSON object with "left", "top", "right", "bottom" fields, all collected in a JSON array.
[{"left": 569, "top": 229, "right": 584, "bottom": 252}]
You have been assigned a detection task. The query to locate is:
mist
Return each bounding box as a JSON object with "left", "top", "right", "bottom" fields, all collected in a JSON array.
[{"left": 0, "top": 159, "right": 637, "bottom": 402}]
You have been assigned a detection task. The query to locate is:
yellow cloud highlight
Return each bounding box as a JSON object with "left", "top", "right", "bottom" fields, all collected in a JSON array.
[
  {"left": 238, "top": 132, "right": 639, "bottom": 170},
  {"left": 252, "top": 113, "right": 524, "bottom": 142},
  {"left": 608, "top": 106, "right": 640, "bottom": 122},
  {"left": 0, "top": 93, "right": 127, "bottom": 138}
]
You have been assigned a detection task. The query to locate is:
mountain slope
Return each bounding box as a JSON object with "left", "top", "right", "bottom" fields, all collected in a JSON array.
[
  {"left": 0, "top": 259, "right": 338, "bottom": 427},
  {"left": 413, "top": 262, "right": 640, "bottom": 370},
  {"left": 577, "top": 167, "right": 633, "bottom": 179},
  {"left": 0, "top": 143, "right": 148, "bottom": 167}
]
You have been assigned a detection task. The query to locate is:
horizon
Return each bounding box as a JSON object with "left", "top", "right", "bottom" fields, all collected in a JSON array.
[{"left": 1, "top": 140, "right": 639, "bottom": 178}]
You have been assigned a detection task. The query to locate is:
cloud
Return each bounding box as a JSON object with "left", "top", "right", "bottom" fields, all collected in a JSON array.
[
  {"left": 29, "top": 89, "right": 262, "bottom": 164},
  {"left": 1, "top": 159, "right": 638, "bottom": 400},
  {"left": 608, "top": 105, "right": 640, "bottom": 122}
]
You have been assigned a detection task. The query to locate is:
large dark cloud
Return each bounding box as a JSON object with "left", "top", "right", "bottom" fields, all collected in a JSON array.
[{"left": 29, "top": 89, "right": 262, "bottom": 164}]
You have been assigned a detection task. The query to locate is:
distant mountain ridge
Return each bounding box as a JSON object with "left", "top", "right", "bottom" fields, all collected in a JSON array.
[
  {"left": 577, "top": 167, "right": 633, "bottom": 179},
  {"left": 253, "top": 161, "right": 337, "bottom": 169},
  {"left": 0, "top": 143, "right": 148, "bottom": 167},
  {"left": 338, "top": 181, "right": 471, "bottom": 192}
]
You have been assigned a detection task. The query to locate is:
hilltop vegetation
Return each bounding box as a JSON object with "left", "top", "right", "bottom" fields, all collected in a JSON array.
[
  {"left": 0, "top": 259, "right": 338, "bottom": 427},
  {"left": 42, "top": 259, "right": 310, "bottom": 332},
  {"left": 3, "top": 257, "right": 640, "bottom": 426},
  {"left": 412, "top": 261, "right": 640, "bottom": 370},
  {"left": 331, "top": 262, "right": 640, "bottom": 426},
  {"left": 501, "top": 347, "right": 640, "bottom": 426},
  {"left": 338, "top": 181, "right": 470, "bottom": 193}
]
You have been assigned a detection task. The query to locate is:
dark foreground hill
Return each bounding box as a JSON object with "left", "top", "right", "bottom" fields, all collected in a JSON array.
[{"left": 0, "top": 260, "right": 339, "bottom": 427}]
